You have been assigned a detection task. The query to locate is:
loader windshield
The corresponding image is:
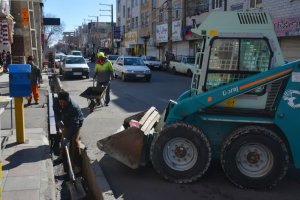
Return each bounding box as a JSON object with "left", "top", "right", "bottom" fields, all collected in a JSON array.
[{"left": 205, "top": 38, "right": 271, "bottom": 92}]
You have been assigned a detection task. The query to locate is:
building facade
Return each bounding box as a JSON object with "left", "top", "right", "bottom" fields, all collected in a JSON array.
[
  {"left": 10, "top": 0, "right": 43, "bottom": 66},
  {"left": 116, "top": 0, "right": 300, "bottom": 61}
]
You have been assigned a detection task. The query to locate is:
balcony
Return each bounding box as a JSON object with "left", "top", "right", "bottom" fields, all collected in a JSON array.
[{"left": 0, "top": 0, "right": 10, "bottom": 17}]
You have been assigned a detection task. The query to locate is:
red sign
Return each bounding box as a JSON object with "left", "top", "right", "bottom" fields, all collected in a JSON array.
[
  {"left": 21, "top": 8, "right": 29, "bottom": 26},
  {"left": 273, "top": 16, "right": 300, "bottom": 37}
]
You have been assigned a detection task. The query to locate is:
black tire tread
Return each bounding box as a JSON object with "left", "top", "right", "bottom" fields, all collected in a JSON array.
[
  {"left": 221, "top": 125, "right": 289, "bottom": 190},
  {"left": 150, "top": 122, "right": 211, "bottom": 184}
]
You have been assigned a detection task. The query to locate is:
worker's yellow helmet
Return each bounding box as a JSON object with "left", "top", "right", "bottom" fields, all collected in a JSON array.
[{"left": 97, "top": 52, "right": 106, "bottom": 58}]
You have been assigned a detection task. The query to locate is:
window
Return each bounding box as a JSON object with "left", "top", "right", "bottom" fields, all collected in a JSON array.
[
  {"left": 127, "top": 7, "right": 131, "bottom": 18},
  {"left": 212, "top": 0, "right": 222, "bottom": 9},
  {"left": 206, "top": 38, "right": 271, "bottom": 91},
  {"left": 145, "top": 11, "right": 149, "bottom": 26},
  {"left": 152, "top": 0, "right": 156, "bottom": 10},
  {"left": 135, "top": 17, "right": 138, "bottom": 28},
  {"left": 132, "top": 0, "right": 134, "bottom": 7},
  {"left": 159, "top": 8, "right": 163, "bottom": 22},
  {"left": 123, "top": 6, "right": 125, "bottom": 18},
  {"left": 141, "top": 13, "right": 145, "bottom": 27},
  {"left": 131, "top": 18, "right": 134, "bottom": 29},
  {"left": 250, "top": 0, "right": 262, "bottom": 8},
  {"left": 136, "top": 0, "right": 138, "bottom": 6},
  {"left": 117, "top": 0, "right": 121, "bottom": 12}
]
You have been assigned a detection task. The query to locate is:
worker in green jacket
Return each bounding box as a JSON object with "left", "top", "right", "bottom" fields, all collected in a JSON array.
[{"left": 93, "top": 52, "right": 114, "bottom": 106}]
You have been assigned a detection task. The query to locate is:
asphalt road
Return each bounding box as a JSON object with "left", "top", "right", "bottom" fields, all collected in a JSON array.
[{"left": 60, "top": 63, "right": 300, "bottom": 200}]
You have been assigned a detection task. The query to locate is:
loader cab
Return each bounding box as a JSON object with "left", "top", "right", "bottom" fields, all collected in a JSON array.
[{"left": 192, "top": 36, "right": 285, "bottom": 114}]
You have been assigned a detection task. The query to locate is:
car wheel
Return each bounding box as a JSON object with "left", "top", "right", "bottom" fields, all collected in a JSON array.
[
  {"left": 187, "top": 69, "right": 193, "bottom": 77},
  {"left": 171, "top": 67, "right": 176, "bottom": 74},
  {"left": 151, "top": 122, "right": 211, "bottom": 183},
  {"left": 221, "top": 125, "right": 289, "bottom": 189},
  {"left": 122, "top": 73, "right": 127, "bottom": 81},
  {"left": 144, "top": 76, "right": 151, "bottom": 82}
]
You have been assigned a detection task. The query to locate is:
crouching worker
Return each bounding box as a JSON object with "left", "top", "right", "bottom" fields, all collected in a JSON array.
[{"left": 55, "top": 90, "right": 84, "bottom": 173}]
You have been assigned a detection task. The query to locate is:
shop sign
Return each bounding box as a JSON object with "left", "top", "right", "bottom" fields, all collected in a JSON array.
[
  {"left": 172, "top": 20, "right": 182, "bottom": 41},
  {"left": 124, "top": 31, "right": 138, "bottom": 47},
  {"left": 156, "top": 24, "right": 168, "bottom": 43},
  {"left": 273, "top": 16, "right": 300, "bottom": 37},
  {"left": 21, "top": 8, "right": 29, "bottom": 26}
]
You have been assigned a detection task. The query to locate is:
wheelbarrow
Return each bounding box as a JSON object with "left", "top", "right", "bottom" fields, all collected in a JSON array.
[{"left": 79, "top": 81, "right": 107, "bottom": 112}]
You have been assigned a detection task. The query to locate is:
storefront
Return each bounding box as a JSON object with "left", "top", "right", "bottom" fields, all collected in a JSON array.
[
  {"left": 273, "top": 16, "right": 300, "bottom": 61},
  {"left": 123, "top": 31, "right": 143, "bottom": 56}
]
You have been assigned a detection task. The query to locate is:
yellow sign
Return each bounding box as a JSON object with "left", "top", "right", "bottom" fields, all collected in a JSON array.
[
  {"left": 21, "top": 8, "right": 29, "bottom": 26},
  {"left": 124, "top": 31, "right": 138, "bottom": 47},
  {"left": 224, "top": 98, "right": 236, "bottom": 108},
  {"left": 208, "top": 29, "right": 219, "bottom": 36}
]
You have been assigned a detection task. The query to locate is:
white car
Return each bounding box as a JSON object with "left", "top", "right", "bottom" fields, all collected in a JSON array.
[
  {"left": 55, "top": 53, "right": 66, "bottom": 68},
  {"left": 107, "top": 55, "right": 119, "bottom": 65},
  {"left": 113, "top": 56, "right": 152, "bottom": 82},
  {"left": 141, "top": 56, "right": 162, "bottom": 70},
  {"left": 60, "top": 55, "right": 90, "bottom": 79}
]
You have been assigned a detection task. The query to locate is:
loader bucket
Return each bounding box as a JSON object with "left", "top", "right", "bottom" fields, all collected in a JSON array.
[{"left": 97, "top": 107, "right": 161, "bottom": 169}]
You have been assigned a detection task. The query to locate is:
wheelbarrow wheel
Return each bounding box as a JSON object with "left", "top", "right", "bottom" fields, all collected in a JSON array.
[
  {"left": 88, "top": 99, "right": 96, "bottom": 112},
  {"left": 150, "top": 122, "right": 211, "bottom": 183}
]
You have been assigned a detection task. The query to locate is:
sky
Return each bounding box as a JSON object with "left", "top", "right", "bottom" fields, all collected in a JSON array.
[{"left": 44, "top": 0, "right": 116, "bottom": 32}]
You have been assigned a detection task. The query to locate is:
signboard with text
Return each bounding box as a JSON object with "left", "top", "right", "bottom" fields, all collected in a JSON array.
[
  {"left": 156, "top": 24, "right": 168, "bottom": 43},
  {"left": 172, "top": 20, "right": 182, "bottom": 41},
  {"left": 124, "top": 31, "right": 137, "bottom": 47},
  {"left": 273, "top": 16, "right": 300, "bottom": 37},
  {"left": 21, "top": 8, "right": 29, "bottom": 26}
]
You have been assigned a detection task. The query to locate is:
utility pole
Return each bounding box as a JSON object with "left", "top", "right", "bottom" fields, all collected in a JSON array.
[
  {"left": 88, "top": 15, "right": 99, "bottom": 53},
  {"left": 100, "top": 3, "right": 114, "bottom": 54},
  {"left": 167, "top": 0, "right": 172, "bottom": 55}
]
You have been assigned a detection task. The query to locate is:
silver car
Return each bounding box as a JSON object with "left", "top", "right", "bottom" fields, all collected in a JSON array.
[{"left": 113, "top": 56, "right": 152, "bottom": 82}]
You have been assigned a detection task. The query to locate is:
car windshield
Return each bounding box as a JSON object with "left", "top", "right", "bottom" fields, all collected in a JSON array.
[
  {"left": 146, "top": 56, "right": 157, "bottom": 61},
  {"left": 71, "top": 51, "right": 81, "bottom": 56},
  {"left": 66, "top": 57, "right": 85, "bottom": 64},
  {"left": 124, "top": 58, "right": 144, "bottom": 65},
  {"left": 187, "top": 57, "right": 195, "bottom": 64},
  {"left": 108, "top": 55, "right": 119, "bottom": 60}
]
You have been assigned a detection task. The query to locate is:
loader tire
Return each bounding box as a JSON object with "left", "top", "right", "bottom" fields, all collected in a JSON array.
[
  {"left": 221, "top": 126, "right": 289, "bottom": 190},
  {"left": 150, "top": 122, "right": 211, "bottom": 183}
]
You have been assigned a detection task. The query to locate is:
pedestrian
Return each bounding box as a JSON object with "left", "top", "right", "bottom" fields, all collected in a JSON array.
[
  {"left": 93, "top": 52, "right": 114, "bottom": 106},
  {"left": 54, "top": 90, "right": 84, "bottom": 172},
  {"left": 2, "top": 50, "right": 6, "bottom": 72},
  {"left": 6, "top": 51, "right": 11, "bottom": 69},
  {"left": 26, "top": 56, "right": 42, "bottom": 105}
]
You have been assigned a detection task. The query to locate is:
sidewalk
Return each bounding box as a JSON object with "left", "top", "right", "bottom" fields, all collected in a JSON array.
[{"left": 0, "top": 72, "right": 56, "bottom": 200}]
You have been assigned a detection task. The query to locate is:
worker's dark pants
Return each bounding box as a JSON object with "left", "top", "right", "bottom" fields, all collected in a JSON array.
[
  {"left": 60, "top": 128, "right": 81, "bottom": 168},
  {"left": 96, "top": 81, "right": 110, "bottom": 104}
]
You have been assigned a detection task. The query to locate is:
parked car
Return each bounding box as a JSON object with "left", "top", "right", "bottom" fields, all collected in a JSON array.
[
  {"left": 141, "top": 56, "right": 162, "bottom": 70},
  {"left": 60, "top": 55, "right": 89, "bottom": 79},
  {"left": 107, "top": 55, "right": 119, "bottom": 65},
  {"left": 169, "top": 56, "right": 195, "bottom": 77},
  {"left": 55, "top": 53, "right": 66, "bottom": 68},
  {"left": 113, "top": 56, "right": 152, "bottom": 82}
]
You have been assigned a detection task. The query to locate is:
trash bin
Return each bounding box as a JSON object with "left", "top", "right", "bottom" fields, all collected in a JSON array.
[{"left": 8, "top": 64, "right": 31, "bottom": 97}]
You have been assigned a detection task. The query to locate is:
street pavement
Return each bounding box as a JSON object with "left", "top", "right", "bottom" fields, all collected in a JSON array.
[{"left": 0, "top": 72, "right": 56, "bottom": 200}]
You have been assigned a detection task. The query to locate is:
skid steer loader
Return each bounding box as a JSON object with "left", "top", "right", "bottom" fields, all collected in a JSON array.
[{"left": 97, "top": 11, "right": 300, "bottom": 189}]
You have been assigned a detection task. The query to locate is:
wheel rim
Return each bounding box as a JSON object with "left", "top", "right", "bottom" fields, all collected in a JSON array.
[
  {"left": 163, "top": 137, "right": 198, "bottom": 171},
  {"left": 236, "top": 143, "right": 274, "bottom": 178}
]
